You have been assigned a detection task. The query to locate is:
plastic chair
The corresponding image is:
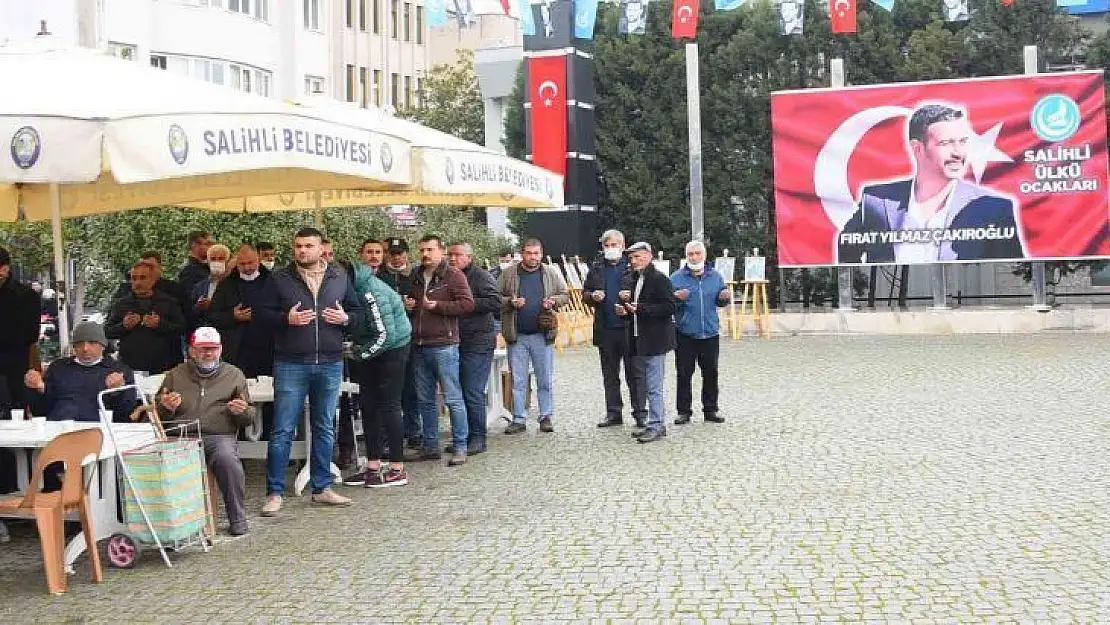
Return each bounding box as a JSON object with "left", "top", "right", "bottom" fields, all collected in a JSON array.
[{"left": 0, "top": 428, "right": 105, "bottom": 595}]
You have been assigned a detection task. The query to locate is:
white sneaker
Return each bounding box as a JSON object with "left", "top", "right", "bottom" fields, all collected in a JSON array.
[
  {"left": 261, "top": 494, "right": 283, "bottom": 517},
  {"left": 311, "top": 488, "right": 352, "bottom": 507}
]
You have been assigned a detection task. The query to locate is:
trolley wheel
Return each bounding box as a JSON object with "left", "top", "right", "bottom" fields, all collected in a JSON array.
[{"left": 106, "top": 533, "right": 141, "bottom": 569}]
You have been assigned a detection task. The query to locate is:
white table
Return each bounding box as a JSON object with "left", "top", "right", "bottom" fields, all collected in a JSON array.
[{"left": 0, "top": 421, "right": 159, "bottom": 571}]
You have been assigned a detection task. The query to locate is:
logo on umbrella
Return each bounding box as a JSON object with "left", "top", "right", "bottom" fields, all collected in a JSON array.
[
  {"left": 545, "top": 177, "right": 556, "bottom": 199},
  {"left": 279, "top": 193, "right": 298, "bottom": 206},
  {"left": 380, "top": 143, "right": 394, "bottom": 173},
  {"left": 445, "top": 156, "right": 456, "bottom": 184},
  {"left": 167, "top": 125, "right": 189, "bottom": 165},
  {"left": 10, "top": 126, "right": 41, "bottom": 170}
]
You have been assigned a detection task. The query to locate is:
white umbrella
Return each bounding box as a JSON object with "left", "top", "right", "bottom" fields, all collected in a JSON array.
[
  {"left": 179, "top": 99, "right": 564, "bottom": 211},
  {"left": 0, "top": 38, "right": 413, "bottom": 348}
]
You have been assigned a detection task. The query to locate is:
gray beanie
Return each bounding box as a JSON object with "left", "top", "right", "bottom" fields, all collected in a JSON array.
[{"left": 71, "top": 322, "right": 108, "bottom": 347}]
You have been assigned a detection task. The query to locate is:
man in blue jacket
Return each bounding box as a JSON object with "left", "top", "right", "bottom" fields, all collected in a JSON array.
[
  {"left": 261, "top": 227, "right": 365, "bottom": 516},
  {"left": 670, "top": 240, "right": 729, "bottom": 424}
]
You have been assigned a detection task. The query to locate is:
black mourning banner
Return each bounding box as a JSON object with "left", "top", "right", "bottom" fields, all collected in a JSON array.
[{"left": 524, "top": 0, "right": 574, "bottom": 51}]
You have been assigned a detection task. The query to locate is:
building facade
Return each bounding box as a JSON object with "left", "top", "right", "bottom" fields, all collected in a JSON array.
[{"left": 0, "top": 0, "right": 430, "bottom": 108}]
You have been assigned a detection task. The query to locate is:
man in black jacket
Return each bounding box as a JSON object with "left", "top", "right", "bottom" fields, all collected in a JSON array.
[
  {"left": 177, "top": 230, "right": 212, "bottom": 298},
  {"left": 106, "top": 262, "right": 187, "bottom": 375},
  {"left": 261, "top": 227, "right": 364, "bottom": 515},
  {"left": 447, "top": 242, "right": 503, "bottom": 456},
  {"left": 582, "top": 229, "right": 643, "bottom": 429},
  {"left": 111, "top": 251, "right": 188, "bottom": 319},
  {"left": 619, "top": 242, "right": 677, "bottom": 444},
  {"left": 0, "top": 246, "right": 40, "bottom": 413},
  {"left": 208, "top": 244, "right": 279, "bottom": 379}
]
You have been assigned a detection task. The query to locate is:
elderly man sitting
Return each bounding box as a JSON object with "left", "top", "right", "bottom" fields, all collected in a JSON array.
[
  {"left": 24, "top": 321, "right": 138, "bottom": 422},
  {"left": 156, "top": 326, "right": 254, "bottom": 535}
]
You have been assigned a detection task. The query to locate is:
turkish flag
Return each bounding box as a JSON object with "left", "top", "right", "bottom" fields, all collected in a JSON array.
[
  {"left": 672, "top": 0, "right": 700, "bottom": 39},
  {"left": 829, "top": 0, "right": 856, "bottom": 34},
  {"left": 500, "top": 0, "right": 512, "bottom": 15},
  {"left": 527, "top": 56, "right": 568, "bottom": 177},
  {"left": 770, "top": 72, "right": 1109, "bottom": 266}
]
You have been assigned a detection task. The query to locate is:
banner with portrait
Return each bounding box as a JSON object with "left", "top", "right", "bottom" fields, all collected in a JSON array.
[{"left": 770, "top": 71, "right": 1110, "bottom": 267}]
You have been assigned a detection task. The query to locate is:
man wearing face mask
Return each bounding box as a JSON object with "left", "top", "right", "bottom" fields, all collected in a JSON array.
[
  {"left": 619, "top": 242, "right": 677, "bottom": 444},
  {"left": 24, "top": 322, "right": 138, "bottom": 422},
  {"left": 209, "top": 244, "right": 279, "bottom": 381},
  {"left": 190, "top": 244, "right": 233, "bottom": 329},
  {"left": 670, "top": 240, "right": 729, "bottom": 425},
  {"left": 156, "top": 327, "right": 254, "bottom": 536},
  {"left": 583, "top": 230, "right": 642, "bottom": 429},
  {"left": 257, "top": 242, "right": 277, "bottom": 272}
]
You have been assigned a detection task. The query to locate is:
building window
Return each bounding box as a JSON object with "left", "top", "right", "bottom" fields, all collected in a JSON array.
[
  {"left": 304, "top": 75, "right": 325, "bottom": 94},
  {"left": 258, "top": 71, "right": 271, "bottom": 97},
  {"left": 414, "top": 77, "right": 422, "bottom": 107},
  {"left": 403, "top": 2, "right": 411, "bottom": 42},
  {"left": 404, "top": 75, "right": 412, "bottom": 109},
  {"left": 229, "top": 0, "right": 265, "bottom": 19},
  {"left": 416, "top": 6, "right": 424, "bottom": 44},
  {"left": 346, "top": 65, "right": 356, "bottom": 102},
  {"left": 346, "top": 0, "right": 354, "bottom": 27},
  {"left": 359, "top": 0, "right": 368, "bottom": 30},
  {"left": 391, "top": 72, "right": 399, "bottom": 106},
  {"left": 108, "top": 42, "right": 137, "bottom": 61},
  {"left": 359, "top": 67, "right": 369, "bottom": 107},
  {"left": 373, "top": 0, "right": 381, "bottom": 33},
  {"left": 373, "top": 70, "right": 382, "bottom": 107},
  {"left": 303, "top": 0, "right": 320, "bottom": 30},
  {"left": 391, "top": 0, "right": 399, "bottom": 39},
  {"left": 150, "top": 54, "right": 167, "bottom": 70}
]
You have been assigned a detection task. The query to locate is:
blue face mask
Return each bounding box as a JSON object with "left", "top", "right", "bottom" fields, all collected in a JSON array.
[{"left": 196, "top": 360, "right": 221, "bottom": 375}]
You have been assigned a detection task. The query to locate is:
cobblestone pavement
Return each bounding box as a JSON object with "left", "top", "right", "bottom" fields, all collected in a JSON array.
[{"left": 1, "top": 334, "right": 1108, "bottom": 623}]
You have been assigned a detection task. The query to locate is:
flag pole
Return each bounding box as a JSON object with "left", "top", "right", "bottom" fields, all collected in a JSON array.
[
  {"left": 1025, "top": 45, "right": 1049, "bottom": 312},
  {"left": 831, "top": 58, "right": 855, "bottom": 312},
  {"left": 685, "top": 42, "right": 704, "bottom": 243}
]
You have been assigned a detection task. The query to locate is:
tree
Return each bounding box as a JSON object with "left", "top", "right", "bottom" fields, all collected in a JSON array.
[
  {"left": 504, "top": 0, "right": 1088, "bottom": 303},
  {"left": 402, "top": 50, "right": 485, "bottom": 145}
]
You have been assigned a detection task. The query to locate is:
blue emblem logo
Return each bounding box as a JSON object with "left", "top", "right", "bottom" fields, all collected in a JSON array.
[
  {"left": 10, "top": 126, "right": 41, "bottom": 170},
  {"left": 380, "top": 143, "right": 393, "bottom": 173},
  {"left": 167, "top": 124, "right": 189, "bottom": 165},
  {"left": 1031, "top": 94, "right": 1081, "bottom": 143}
]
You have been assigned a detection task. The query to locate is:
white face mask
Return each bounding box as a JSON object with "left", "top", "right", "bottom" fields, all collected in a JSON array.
[
  {"left": 208, "top": 261, "right": 227, "bottom": 276},
  {"left": 261, "top": 260, "right": 275, "bottom": 271},
  {"left": 603, "top": 248, "right": 623, "bottom": 262},
  {"left": 499, "top": 262, "right": 513, "bottom": 270},
  {"left": 240, "top": 270, "right": 260, "bottom": 282},
  {"left": 687, "top": 261, "right": 705, "bottom": 272}
]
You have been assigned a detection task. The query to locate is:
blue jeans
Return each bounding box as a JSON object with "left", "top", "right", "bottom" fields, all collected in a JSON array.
[
  {"left": 412, "top": 345, "right": 468, "bottom": 452},
  {"left": 508, "top": 333, "right": 554, "bottom": 424},
  {"left": 459, "top": 349, "right": 494, "bottom": 445},
  {"left": 631, "top": 354, "right": 667, "bottom": 430},
  {"left": 266, "top": 360, "right": 343, "bottom": 495}
]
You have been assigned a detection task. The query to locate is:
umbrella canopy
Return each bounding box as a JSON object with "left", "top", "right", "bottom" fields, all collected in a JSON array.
[
  {"left": 178, "top": 100, "right": 564, "bottom": 212},
  {"left": 0, "top": 39, "right": 412, "bottom": 222}
]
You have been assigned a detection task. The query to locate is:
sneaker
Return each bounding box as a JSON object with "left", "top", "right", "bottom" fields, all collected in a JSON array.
[
  {"left": 504, "top": 422, "right": 526, "bottom": 435},
  {"left": 367, "top": 467, "right": 408, "bottom": 488},
  {"left": 311, "top": 488, "right": 353, "bottom": 507},
  {"left": 261, "top": 494, "right": 283, "bottom": 517},
  {"left": 342, "top": 469, "right": 372, "bottom": 487},
  {"left": 597, "top": 416, "right": 623, "bottom": 428},
  {"left": 539, "top": 417, "right": 554, "bottom": 433}
]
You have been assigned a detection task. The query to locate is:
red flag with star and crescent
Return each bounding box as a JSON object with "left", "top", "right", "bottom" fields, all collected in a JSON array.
[
  {"left": 672, "top": 0, "right": 700, "bottom": 39},
  {"left": 527, "top": 55, "right": 567, "bottom": 177},
  {"left": 830, "top": 0, "right": 856, "bottom": 33},
  {"left": 770, "top": 72, "right": 1110, "bottom": 266}
]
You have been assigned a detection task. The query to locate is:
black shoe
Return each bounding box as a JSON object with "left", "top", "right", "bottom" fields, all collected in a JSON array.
[
  {"left": 704, "top": 413, "right": 725, "bottom": 423},
  {"left": 341, "top": 469, "right": 372, "bottom": 487},
  {"left": 539, "top": 418, "right": 554, "bottom": 433},
  {"left": 597, "top": 416, "right": 624, "bottom": 428},
  {"left": 504, "top": 422, "right": 526, "bottom": 435},
  {"left": 228, "top": 520, "right": 249, "bottom": 536},
  {"left": 418, "top": 449, "right": 442, "bottom": 461},
  {"left": 406, "top": 436, "right": 422, "bottom": 450},
  {"left": 468, "top": 441, "right": 487, "bottom": 455},
  {"left": 675, "top": 414, "right": 692, "bottom": 425},
  {"left": 636, "top": 427, "right": 667, "bottom": 444},
  {"left": 633, "top": 416, "right": 647, "bottom": 429},
  {"left": 367, "top": 467, "right": 408, "bottom": 488}
]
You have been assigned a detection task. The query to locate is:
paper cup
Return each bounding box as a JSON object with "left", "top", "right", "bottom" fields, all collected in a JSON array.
[{"left": 9, "top": 409, "right": 24, "bottom": 421}]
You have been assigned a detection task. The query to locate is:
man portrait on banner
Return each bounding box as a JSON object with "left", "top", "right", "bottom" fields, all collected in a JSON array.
[
  {"left": 526, "top": 0, "right": 572, "bottom": 50},
  {"left": 837, "top": 103, "right": 1026, "bottom": 264},
  {"left": 943, "top": 0, "right": 969, "bottom": 22},
  {"left": 619, "top": 0, "right": 649, "bottom": 35},
  {"left": 777, "top": 0, "right": 803, "bottom": 35}
]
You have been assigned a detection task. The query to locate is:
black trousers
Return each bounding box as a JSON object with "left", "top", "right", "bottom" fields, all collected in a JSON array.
[
  {"left": 355, "top": 345, "right": 409, "bottom": 463},
  {"left": 596, "top": 327, "right": 643, "bottom": 420},
  {"left": 675, "top": 334, "right": 720, "bottom": 416}
]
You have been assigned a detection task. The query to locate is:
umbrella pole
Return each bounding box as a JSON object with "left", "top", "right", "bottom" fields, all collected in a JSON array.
[
  {"left": 49, "top": 183, "right": 70, "bottom": 355},
  {"left": 313, "top": 190, "right": 324, "bottom": 230}
]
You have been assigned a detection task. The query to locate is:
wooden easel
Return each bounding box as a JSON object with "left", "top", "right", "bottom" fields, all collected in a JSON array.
[{"left": 738, "top": 279, "right": 771, "bottom": 338}]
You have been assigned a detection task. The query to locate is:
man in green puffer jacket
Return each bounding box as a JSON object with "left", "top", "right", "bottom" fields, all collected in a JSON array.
[{"left": 343, "top": 264, "right": 414, "bottom": 488}]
